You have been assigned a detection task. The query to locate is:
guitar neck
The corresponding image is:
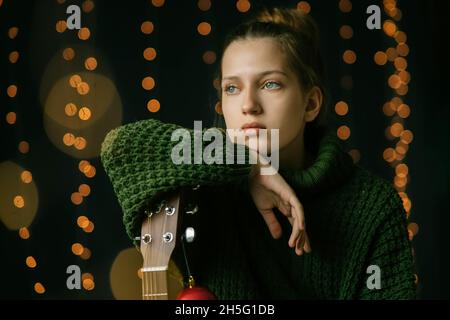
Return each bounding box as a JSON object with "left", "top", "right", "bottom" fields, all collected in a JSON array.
[{"left": 142, "top": 270, "right": 168, "bottom": 300}]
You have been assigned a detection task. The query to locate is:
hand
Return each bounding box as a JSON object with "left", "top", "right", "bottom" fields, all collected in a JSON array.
[{"left": 248, "top": 164, "right": 312, "bottom": 256}]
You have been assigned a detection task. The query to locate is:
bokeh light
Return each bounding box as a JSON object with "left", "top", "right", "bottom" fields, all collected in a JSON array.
[
  {"left": 374, "top": 51, "right": 387, "bottom": 66},
  {"left": 80, "top": 247, "right": 92, "bottom": 260},
  {"left": 237, "top": 0, "right": 251, "bottom": 13},
  {"left": 198, "top": 0, "right": 211, "bottom": 11},
  {"left": 142, "top": 77, "right": 155, "bottom": 90},
  {"left": 83, "top": 221, "right": 94, "bottom": 233},
  {"left": 19, "top": 227, "right": 30, "bottom": 239},
  {"left": 20, "top": 171, "right": 33, "bottom": 184},
  {"left": 152, "top": 0, "right": 165, "bottom": 7},
  {"left": 337, "top": 125, "right": 351, "bottom": 140},
  {"left": 343, "top": 50, "right": 356, "bottom": 64},
  {"left": 84, "top": 57, "right": 98, "bottom": 71},
  {"left": 82, "top": 0, "right": 95, "bottom": 13},
  {"left": 383, "top": 20, "right": 397, "bottom": 37},
  {"left": 77, "top": 216, "right": 90, "bottom": 229},
  {"left": 335, "top": 101, "right": 349, "bottom": 116},
  {"left": 62, "top": 48, "right": 75, "bottom": 61},
  {"left": 8, "top": 26, "right": 19, "bottom": 39},
  {"left": 72, "top": 243, "right": 84, "bottom": 256},
  {"left": 0, "top": 162, "right": 39, "bottom": 230},
  {"left": 56, "top": 20, "right": 67, "bottom": 33},
  {"left": 141, "top": 21, "right": 154, "bottom": 34},
  {"left": 143, "top": 47, "right": 157, "bottom": 61},
  {"left": 297, "top": 1, "right": 310, "bottom": 14},
  {"left": 9, "top": 51, "right": 19, "bottom": 64},
  {"left": 18, "top": 141, "right": 30, "bottom": 154},
  {"left": 7, "top": 85, "right": 17, "bottom": 98},
  {"left": 202, "top": 51, "right": 216, "bottom": 64},
  {"left": 78, "top": 184, "right": 91, "bottom": 197},
  {"left": 34, "top": 282, "right": 45, "bottom": 294},
  {"left": 26, "top": 256, "right": 37, "bottom": 268},
  {"left": 43, "top": 72, "right": 123, "bottom": 159},
  {"left": 78, "top": 27, "right": 91, "bottom": 40},
  {"left": 339, "top": 25, "right": 353, "bottom": 39},
  {"left": 348, "top": 149, "right": 361, "bottom": 164},
  {"left": 338, "top": 0, "right": 352, "bottom": 13},
  {"left": 197, "top": 22, "right": 212, "bottom": 36},
  {"left": 6, "top": 112, "right": 17, "bottom": 124},
  {"left": 147, "top": 99, "right": 160, "bottom": 113}
]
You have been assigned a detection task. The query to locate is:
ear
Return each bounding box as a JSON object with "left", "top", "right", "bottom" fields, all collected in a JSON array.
[{"left": 304, "top": 86, "right": 323, "bottom": 123}]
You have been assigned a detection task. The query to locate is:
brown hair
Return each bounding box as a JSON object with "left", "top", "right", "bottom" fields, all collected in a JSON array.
[{"left": 214, "top": 7, "right": 328, "bottom": 147}]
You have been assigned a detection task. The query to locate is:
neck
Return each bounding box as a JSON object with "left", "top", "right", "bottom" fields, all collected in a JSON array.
[
  {"left": 279, "top": 130, "right": 310, "bottom": 171},
  {"left": 142, "top": 270, "right": 168, "bottom": 300}
]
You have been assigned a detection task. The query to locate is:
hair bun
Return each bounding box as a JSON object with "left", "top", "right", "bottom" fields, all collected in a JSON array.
[{"left": 255, "top": 7, "right": 319, "bottom": 48}]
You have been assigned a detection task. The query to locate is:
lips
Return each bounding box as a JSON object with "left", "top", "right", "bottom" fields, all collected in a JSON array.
[{"left": 241, "top": 122, "right": 266, "bottom": 130}]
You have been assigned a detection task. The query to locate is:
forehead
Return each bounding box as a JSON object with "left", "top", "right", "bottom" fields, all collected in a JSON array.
[{"left": 221, "top": 37, "right": 289, "bottom": 76}]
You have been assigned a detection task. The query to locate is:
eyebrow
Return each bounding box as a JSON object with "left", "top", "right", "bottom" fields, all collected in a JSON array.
[{"left": 221, "top": 70, "right": 288, "bottom": 81}]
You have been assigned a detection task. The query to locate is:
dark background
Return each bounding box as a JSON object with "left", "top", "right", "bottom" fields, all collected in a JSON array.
[{"left": 0, "top": 0, "right": 449, "bottom": 299}]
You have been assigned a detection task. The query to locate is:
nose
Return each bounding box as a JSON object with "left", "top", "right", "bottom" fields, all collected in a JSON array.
[{"left": 241, "top": 88, "right": 262, "bottom": 115}]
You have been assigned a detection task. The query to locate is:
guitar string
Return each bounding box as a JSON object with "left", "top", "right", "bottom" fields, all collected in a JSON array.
[
  {"left": 143, "top": 198, "right": 176, "bottom": 300},
  {"left": 160, "top": 199, "right": 169, "bottom": 300},
  {"left": 145, "top": 214, "right": 150, "bottom": 300}
]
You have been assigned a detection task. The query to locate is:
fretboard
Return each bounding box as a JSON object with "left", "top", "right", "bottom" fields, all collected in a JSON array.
[{"left": 142, "top": 270, "right": 168, "bottom": 300}]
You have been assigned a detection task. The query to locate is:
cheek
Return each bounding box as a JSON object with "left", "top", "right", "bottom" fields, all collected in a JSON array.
[
  {"left": 277, "top": 100, "right": 305, "bottom": 147},
  {"left": 221, "top": 97, "right": 242, "bottom": 128}
]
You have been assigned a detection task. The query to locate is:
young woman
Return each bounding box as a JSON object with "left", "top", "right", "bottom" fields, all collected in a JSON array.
[{"left": 101, "top": 7, "right": 416, "bottom": 299}]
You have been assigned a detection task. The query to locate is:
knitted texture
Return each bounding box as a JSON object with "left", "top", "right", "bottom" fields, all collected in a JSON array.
[
  {"left": 189, "top": 133, "right": 417, "bottom": 299},
  {"left": 100, "top": 119, "right": 417, "bottom": 299},
  {"left": 100, "top": 119, "right": 251, "bottom": 241}
]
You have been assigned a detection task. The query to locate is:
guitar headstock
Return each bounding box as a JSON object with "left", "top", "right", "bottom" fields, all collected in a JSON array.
[{"left": 139, "top": 192, "right": 180, "bottom": 272}]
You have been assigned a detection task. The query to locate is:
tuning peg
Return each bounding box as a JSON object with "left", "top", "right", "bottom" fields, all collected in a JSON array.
[
  {"left": 135, "top": 234, "right": 152, "bottom": 244},
  {"left": 186, "top": 204, "right": 198, "bottom": 215},
  {"left": 165, "top": 204, "right": 175, "bottom": 216},
  {"left": 162, "top": 232, "right": 174, "bottom": 243},
  {"left": 184, "top": 227, "right": 196, "bottom": 243}
]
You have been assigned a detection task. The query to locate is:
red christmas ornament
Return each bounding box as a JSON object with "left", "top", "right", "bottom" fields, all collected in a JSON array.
[{"left": 176, "top": 276, "right": 216, "bottom": 300}]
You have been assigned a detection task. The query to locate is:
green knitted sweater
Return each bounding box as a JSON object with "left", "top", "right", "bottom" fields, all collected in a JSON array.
[{"left": 100, "top": 118, "right": 416, "bottom": 300}]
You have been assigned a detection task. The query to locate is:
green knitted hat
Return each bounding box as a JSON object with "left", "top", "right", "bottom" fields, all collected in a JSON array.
[{"left": 100, "top": 118, "right": 251, "bottom": 241}]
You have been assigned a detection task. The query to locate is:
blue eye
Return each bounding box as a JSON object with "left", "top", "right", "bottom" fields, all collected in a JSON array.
[
  {"left": 225, "top": 85, "right": 238, "bottom": 94},
  {"left": 263, "top": 81, "right": 281, "bottom": 90}
]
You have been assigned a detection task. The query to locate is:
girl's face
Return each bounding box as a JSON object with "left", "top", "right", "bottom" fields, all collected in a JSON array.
[{"left": 220, "top": 37, "right": 313, "bottom": 159}]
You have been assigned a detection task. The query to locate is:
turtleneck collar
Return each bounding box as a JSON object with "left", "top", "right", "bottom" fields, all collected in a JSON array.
[{"left": 278, "top": 130, "right": 356, "bottom": 195}]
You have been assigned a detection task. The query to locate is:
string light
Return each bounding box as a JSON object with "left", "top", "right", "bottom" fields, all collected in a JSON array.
[
  {"left": 202, "top": 51, "right": 216, "bottom": 64},
  {"left": 381, "top": 0, "right": 419, "bottom": 285},
  {"left": 297, "top": 1, "right": 311, "bottom": 14},
  {"left": 197, "top": 22, "right": 211, "bottom": 36},
  {"left": 236, "top": 0, "right": 251, "bottom": 13},
  {"left": 141, "top": 8, "right": 159, "bottom": 115},
  {"left": 1, "top": 0, "right": 421, "bottom": 298},
  {"left": 82, "top": 0, "right": 95, "bottom": 13},
  {"left": 198, "top": 0, "right": 211, "bottom": 12},
  {"left": 141, "top": 21, "right": 154, "bottom": 35},
  {"left": 54, "top": 0, "right": 97, "bottom": 293},
  {"left": 147, "top": 99, "right": 160, "bottom": 113},
  {"left": 336, "top": 0, "right": 359, "bottom": 162},
  {"left": 4, "top": 14, "right": 44, "bottom": 295}
]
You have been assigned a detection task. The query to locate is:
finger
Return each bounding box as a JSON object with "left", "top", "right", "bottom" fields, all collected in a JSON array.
[
  {"left": 288, "top": 211, "right": 301, "bottom": 248},
  {"left": 289, "top": 195, "right": 305, "bottom": 231},
  {"left": 287, "top": 216, "right": 294, "bottom": 226},
  {"left": 260, "top": 209, "right": 283, "bottom": 239},
  {"left": 277, "top": 200, "right": 292, "bottom": 219},
  {"left": 294, "top": 230, "right": 305, "bottom": 255},
  {"left": 303, "top": 231, "right": 312, "bottom": 253}
]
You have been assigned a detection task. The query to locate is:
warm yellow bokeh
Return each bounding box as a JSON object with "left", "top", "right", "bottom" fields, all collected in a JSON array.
[{"left": 0, "top": 162, "right": 39, "bottom": 230}]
